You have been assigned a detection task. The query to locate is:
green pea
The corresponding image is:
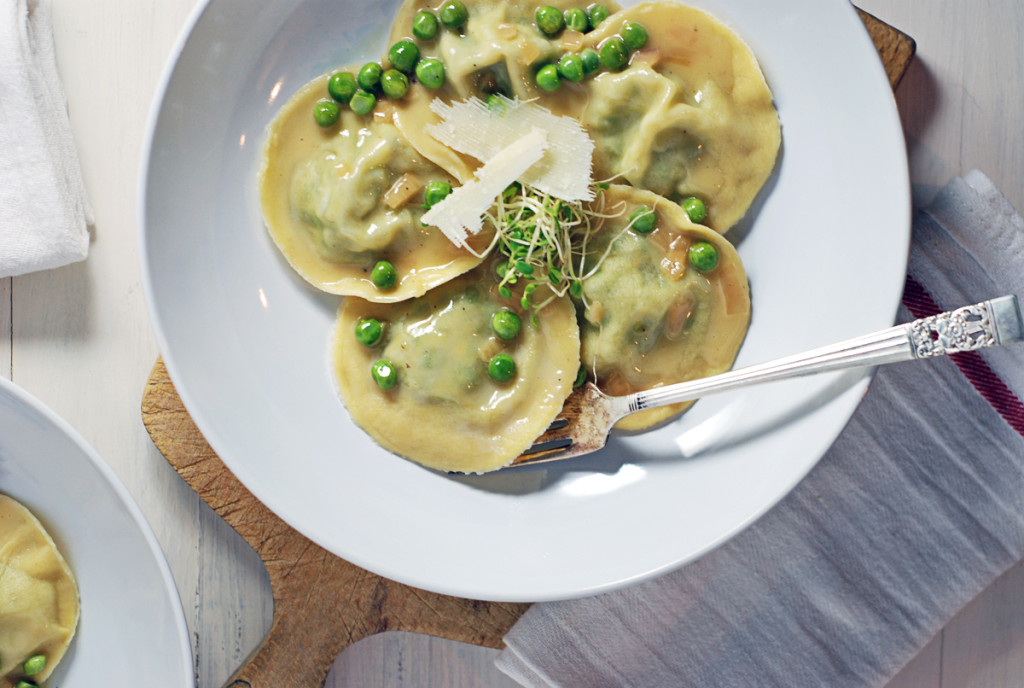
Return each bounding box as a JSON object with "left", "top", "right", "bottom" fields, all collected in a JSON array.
[
  {"left": 327, "top": 71, "right": 357, "bottom": 103},
  {"left": 488, "top": 353, "right": 517, "bottom": 382},
  {"left": 580, "top": 47, "right": 601, "bottom": 75},
  {"left": 599, "top": 36, "right": 628, "bottom": 70},
  {"left": 620, "top": 21, "right": 648, "bottom": 50},
  {"left": 371, "top": 360, "right": 398, "bottom": 389},
  {"left": 629, "top": 206, "right": 656, "bottom": 234},
  {"left": 355, "top": 317, "right": 384, "bottom": 347},
  {"left": 22, "top": 654, "right": 46, "bottom": 676},
  {"left": 689, "top": 241, "right": 719, "bottom": 272},
  {"left": 574, "top": 364, "right": 587, "bottom": 387},
  {"left": 312, "top": 100, "right": 340, "bottom": 127},
  {"left": 379, "top": 69, "right": 409, "bottom": 99},
  {"left": 412, "top": 10, "right": 439, "bottom": 40},
  {"left": 357, "top": 62, "right": 382, "bottom": 91},
  {"left": 535, "top": 6, "right": 565, "bottom": 35},
  {"left": 349, "top": 90, "right": 376, "bottom": 115},
  {"left": 536, "top": 63, "right": 561, "bottom": 91},
  {"left": 439, "top": 0, "right": 468, "bottom": 28},
  {"left": 415, "top": 57, "right": 446, "bottom": 89},
  {"left": 681, "top": 196, "right": 707, "bottom": 223},
  {"left": 564, "top": 7, "right": 589, "bottom": 32},
  {"left": 370, "top": 259, "right": 398, "bottom": 288},
  {"left": 388, "top": 40, "right": 420, "bottom": 74},
  {"left": 588, "top": 3, "right": 610, "bottom": 28},
  {"left": 423, "top": 180, "right": 452, "bottom": 208},
  {"left": 557, "top": 54, "right": 585, "bottom": 83},
  {"left": 491, "top": 310, "right": 522, "bottom": 340}
]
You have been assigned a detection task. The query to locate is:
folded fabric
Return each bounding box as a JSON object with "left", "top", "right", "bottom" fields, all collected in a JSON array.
[
  {"left": 0, "top": 0, "right": 92, "bottom": 279},
  {"left": 496, "top": 170, "right": 1024, "bottom": 688}
]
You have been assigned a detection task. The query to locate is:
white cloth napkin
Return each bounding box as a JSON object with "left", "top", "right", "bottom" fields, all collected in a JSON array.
[
  {"left": 0, "top": 0, "right": 91, "bottom": 278},
  {"left": 496, "top": 170, "right": 1024, "bottom": 688}
]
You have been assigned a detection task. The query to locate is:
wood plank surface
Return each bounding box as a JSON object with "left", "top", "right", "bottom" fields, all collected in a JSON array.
[
  {"left": 140, "top": 11, "right": 915, "bottom": 688},
  {"left": 143, "top": 359, "right": 529, "bottom": 688},
  {"left": 1, "top": 277, "right": 10, "bottom": 379}
]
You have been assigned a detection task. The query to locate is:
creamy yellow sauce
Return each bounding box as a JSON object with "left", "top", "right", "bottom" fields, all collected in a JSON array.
[
  {"left": 0, "top": 495, "right": 79, "bottom": 688},
  {"left": 261, "top": 0, "right": 779, "bottom": 470}
]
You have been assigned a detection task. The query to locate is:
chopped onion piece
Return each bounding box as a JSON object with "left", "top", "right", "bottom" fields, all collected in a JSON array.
[{"left": 383, "top": 173, "right": 423, "bottom": 209}]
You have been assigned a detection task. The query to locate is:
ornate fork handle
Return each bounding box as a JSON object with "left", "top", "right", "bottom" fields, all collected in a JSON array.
[{"left": 631, "top": 295, "right": 1024, "bottom": 415}]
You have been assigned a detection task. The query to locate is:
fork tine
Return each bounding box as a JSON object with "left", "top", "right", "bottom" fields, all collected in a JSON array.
[
  {"left": 509, "top": 383, "right": 613, "bottom": 466},
  {"left": 511, "top": 437, "right": 575, "bottom": 465},
  {"left": 511, "top": 419, "right": 574, "bottom": 465}
]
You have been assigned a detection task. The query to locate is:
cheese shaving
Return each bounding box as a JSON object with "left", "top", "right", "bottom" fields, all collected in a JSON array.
[
  {"left": 421, "top": 128, "right": 549, "bottom": 248},
  {"left": 426, "top": 96, "right": 594, "bottom": 202}
]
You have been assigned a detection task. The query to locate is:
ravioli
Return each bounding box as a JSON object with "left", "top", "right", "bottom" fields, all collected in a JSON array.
[
  {"left": 579, "top": 3, "right": 781, "bottom": 232},
  {"left": 577, "top": 185, "right": 750, "bottom": 431},
  {"left": 1, "top": 495, "right": 79, "bottom": 688},
  {"left": 333, "top": 266, "right": 580, "bottom": 473},
  {"left": 388, "top": 0, "right": 614, "bottom": 181},
  {"left": 259, "top": 75, "right": 490, "bottom": 301}
]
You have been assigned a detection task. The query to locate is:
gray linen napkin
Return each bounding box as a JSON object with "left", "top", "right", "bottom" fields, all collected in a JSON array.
[
  {"left": 496, "top": 170, "right": 1024, "bottom": 688},
  {"left": 0, "top": 0, "right": 91, "bottom": 278}
]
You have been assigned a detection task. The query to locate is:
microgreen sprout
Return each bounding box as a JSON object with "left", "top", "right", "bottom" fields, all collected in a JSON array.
[{"left": 475, "top": 181, "right": 628, "bottom": 324}]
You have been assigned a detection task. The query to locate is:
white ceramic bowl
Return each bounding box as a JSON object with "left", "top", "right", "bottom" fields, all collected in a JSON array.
[
  {"left": 0, "top": 377, "right": 194, "bottom": 686},
  {"left": 140, "top": 0, "right": 909, "bottom": 601}
]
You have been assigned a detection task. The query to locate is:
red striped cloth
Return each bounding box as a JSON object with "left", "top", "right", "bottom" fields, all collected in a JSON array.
[{"left": 902, "top": 274, "right": 1024, "bottom": 437}]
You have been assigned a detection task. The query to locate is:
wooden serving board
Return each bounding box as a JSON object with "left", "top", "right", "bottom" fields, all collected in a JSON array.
[{"left": 141, "top": 13, "right": 914, "bottom": 688}]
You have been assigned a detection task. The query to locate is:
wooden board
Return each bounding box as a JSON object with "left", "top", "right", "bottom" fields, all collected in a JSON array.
[{"left": 141, "top": 14, "right": 915, "bottom": 688}]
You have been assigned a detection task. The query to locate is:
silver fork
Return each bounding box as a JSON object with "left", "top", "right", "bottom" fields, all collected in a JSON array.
[{"left": 510, "top": 295, "right": 1024, "bottom": 467}]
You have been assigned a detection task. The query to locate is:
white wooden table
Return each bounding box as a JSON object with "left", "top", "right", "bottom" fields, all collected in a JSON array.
[{"left": 2, "top": 1, "right": 1021, "bottom": 686}]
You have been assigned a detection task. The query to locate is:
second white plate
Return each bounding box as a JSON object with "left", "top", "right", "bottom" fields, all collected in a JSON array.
[{"left": 0, "top": 377, "right": 194, "bottom": 686}]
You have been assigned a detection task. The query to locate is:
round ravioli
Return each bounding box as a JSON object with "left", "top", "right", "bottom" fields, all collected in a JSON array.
[
  {"left": 579, "top": 2, "right": 781, "bottom": 233},
  {"left": 387, "top": 0, "right": 613, "bottom": 181},
  {"left": 577, "top": 185, "right": 750, "bottom": 431},
  {"left": 333, "top": 267, "right": 580, "bottom": 473},
  {"left": 1, "top": 494, "right": 79, "bottom": 688},
  {"left": 259, "top": 75, "right": 490, "bottom": 301}
]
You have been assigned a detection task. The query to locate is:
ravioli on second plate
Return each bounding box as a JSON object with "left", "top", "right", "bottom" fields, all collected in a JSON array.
[
  {"left": 333, "top": 266, "right": 580, "bottom": 473},
  {"left": 576, "top": 185, "right": 751, "bottom": 431},
  {"left": 259, "top": 76, "right": 490, "bottom": 301},
  {"left": 0, "top": 494, "right": 80, "bottom": 688}
]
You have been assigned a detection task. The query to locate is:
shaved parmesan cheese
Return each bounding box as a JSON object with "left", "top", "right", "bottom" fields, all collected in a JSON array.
[
  {"left": 422, "top": 128, "right": 548, "bottom": 248},
  {"left": 426, "top": 96, "right": 594, "bottom": 202}
]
